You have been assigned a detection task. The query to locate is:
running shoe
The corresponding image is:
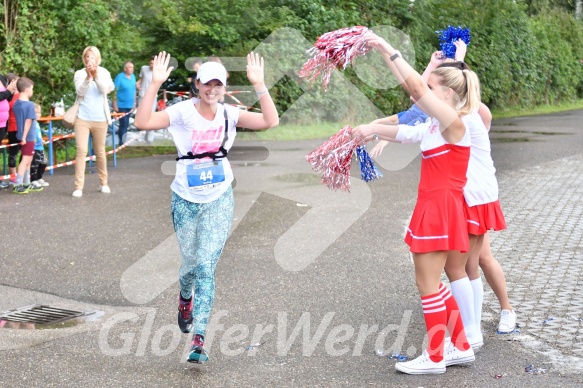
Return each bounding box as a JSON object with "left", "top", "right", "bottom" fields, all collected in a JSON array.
[
  {"left": 178, "top": 293, "right": 194, "bottom": 333},
  {"left": 13, "top": 185, "right": 29, "bottom": 194},
  {"left": 26, "top": 183, "right": 43, "bottom": 192},
  {"left": 187, "top": 334, "right": 209, "bottom": 363}
]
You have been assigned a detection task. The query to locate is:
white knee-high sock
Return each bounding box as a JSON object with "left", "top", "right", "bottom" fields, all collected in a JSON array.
[
  {"left": 471, "top": 278, "right": 484, "bottom": 334},
  {"left": 450, "top": 277, "right": 477, "bottom": 339}
]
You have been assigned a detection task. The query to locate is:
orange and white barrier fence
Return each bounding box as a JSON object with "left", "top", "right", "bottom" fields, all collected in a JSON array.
[
  {"left": 1, "top": 135, "right": 141, "bottom": 180},
  {"left": 45, "top": 136, "right": 141, "bottom": 171},
  {"left": 1, "top": 110, "right": 136, "bottom": 179}
]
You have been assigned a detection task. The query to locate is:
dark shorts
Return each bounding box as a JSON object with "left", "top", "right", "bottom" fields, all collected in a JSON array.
[
  {"left": 20, "top": 141, "right": 35, "bottom": 156},
  {"left": 7, "top": 131, "right": 21, "bottom": 168}
]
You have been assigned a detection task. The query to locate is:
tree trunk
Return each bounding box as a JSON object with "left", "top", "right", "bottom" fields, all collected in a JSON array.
[{"left": 3, "top": 0, "right": 19, "bottom": 45}]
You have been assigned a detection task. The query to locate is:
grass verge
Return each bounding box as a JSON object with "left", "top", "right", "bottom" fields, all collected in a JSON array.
[
  {"left": 491, "top": 99, "right": 583, "bottom": 119},
  {"left": 235, "top": 121, "right": 343, "bottom": 141},
  {"left": 236, "top": 100, "right": 583, "bottom": 141},
  {"left": 112, "top": 145, "right": 177, "bottom": 159}
]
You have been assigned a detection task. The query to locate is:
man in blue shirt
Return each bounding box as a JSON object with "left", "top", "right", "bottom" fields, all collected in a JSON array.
[
  {"left": 113, "top": 61, "right": 136, "bottom": 145},
  {"left": 368, "top": 103, "right": 430, "bottom": 158},
  {"left": 396, "top": 104, "right": 428, "bottom": 127}
]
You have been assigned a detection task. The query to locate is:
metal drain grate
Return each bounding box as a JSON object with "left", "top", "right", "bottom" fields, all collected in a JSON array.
[{"left": 0, "top": 305, "right": 85, "bottom": 325}]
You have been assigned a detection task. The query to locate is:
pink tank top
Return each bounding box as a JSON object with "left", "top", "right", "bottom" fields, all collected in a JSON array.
[{"left": 0, "top": 82, "right": 10, "bottom": 127}]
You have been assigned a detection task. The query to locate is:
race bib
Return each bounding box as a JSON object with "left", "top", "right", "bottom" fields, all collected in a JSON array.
[{"left": 186, "top": 160, "right": 225, "bottom": 189}]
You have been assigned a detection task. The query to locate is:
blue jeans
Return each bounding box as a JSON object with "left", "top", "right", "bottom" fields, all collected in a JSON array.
[
  {"left": 116, "top": 107, "right": 132, "bottom": 145},
  {"left": 171, "top": 187, "right": 234, "bottom": 335}
]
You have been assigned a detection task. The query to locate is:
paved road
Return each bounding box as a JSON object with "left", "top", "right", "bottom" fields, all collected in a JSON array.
[{"left": 0, "top": 109, "right": 582, "bottom": 387}]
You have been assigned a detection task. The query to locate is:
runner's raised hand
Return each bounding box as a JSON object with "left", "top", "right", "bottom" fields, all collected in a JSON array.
[{"left": 152, "top": 51, "right": 174, "bottom": 85}]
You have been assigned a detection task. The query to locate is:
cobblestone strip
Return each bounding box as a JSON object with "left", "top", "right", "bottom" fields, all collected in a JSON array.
[{"left": 486, "top": 154, "right": 583, "bottom": 359}]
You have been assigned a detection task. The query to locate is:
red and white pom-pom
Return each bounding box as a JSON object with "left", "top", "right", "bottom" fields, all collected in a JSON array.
[
  {"left": 306, "top": 126, "right": 359, "bottom": 192},
  {"left": 299, "top": 26, "right": 370, "bottom": 91}
]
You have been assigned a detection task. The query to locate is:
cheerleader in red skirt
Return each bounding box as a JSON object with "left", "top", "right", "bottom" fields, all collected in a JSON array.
[
  {"left": 353, "top": 32, "right": 483, "bottom": 374},
  {"left": 442, "top": 96, "right": 505, "bottom": 350},
  {"left": 464, "top": 104, "right": 507, "bottom": 328},
  {"left": 433, "top": 69, "right": 509, "bottom": 351}
]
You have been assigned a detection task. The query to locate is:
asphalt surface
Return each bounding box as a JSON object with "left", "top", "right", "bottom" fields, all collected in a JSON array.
[{"left": 1, "top": 109, "right": 582, "bottom": 387}]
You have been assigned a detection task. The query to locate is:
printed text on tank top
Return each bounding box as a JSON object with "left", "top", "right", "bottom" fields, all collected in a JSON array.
[
  {"left": 177, "top": 103, "right": 230, "bottom": 190},
  {"left": 176, "top": 103, "right": 229, "bottom": 162}
]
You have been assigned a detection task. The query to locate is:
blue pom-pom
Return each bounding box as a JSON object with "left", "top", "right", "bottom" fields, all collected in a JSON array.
[
  {"left": 436, "top": 25, "right": 471, "bottom": 59},
  {"left": 356, "top": 146, "right": 383, "bottom": 182}
]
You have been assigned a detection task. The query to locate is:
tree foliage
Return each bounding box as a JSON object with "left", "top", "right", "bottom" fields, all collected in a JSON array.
[
  {"left": 0, "top": 0, "right": 143, "bottom": 107},
  {"left": 1, "top": 0, "right": 582, "bottom": 118}
]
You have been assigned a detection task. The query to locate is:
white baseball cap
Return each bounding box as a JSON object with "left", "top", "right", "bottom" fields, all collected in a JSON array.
[{"left": 196, "top": 61, "right": 227, "bottom": 85}]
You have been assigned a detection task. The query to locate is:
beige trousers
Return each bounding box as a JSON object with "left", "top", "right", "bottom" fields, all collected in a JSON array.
[{"left": 74, "top": 118, "right": 108, "bottom": 190}]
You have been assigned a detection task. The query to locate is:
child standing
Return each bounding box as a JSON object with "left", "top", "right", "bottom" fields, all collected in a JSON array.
[
  {"left": 12, "top": 77, "right": 42, "bottom": 194},
  {"left": 30, "top": 103, "right": 49, "bottom": 188},
  {"left": 135, "top": 52, "right": 279, "bottom": 363}
]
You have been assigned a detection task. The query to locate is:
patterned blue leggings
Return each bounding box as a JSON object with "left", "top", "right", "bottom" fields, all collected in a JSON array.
[{"left": 171, "top": 187, "right": 234, "bottom": 336}]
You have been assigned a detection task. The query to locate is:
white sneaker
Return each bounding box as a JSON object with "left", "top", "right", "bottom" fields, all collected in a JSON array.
[
  {"left": 31, "top": 181, "right": 42, "bottom": 188},
  {"left": 37, "top": 179, "right": 49, "bottom": 187},
  {"left": 100, "top": 185, "right": 111, "bottom": 193},
  {"left": 72, "top": 190, "right": 83, "bottom": 198},
  {"left": 395, "top": 350, "right": 446, "bottom": 375},
  {"left": 498, "top": 310, "right": 517, "bottom": 333},
  {"left": 444, "top": 333, "right": 484, "bottom": 352},
  {"left": 444, "top": 342, "right": 475, "bottom": 366}
]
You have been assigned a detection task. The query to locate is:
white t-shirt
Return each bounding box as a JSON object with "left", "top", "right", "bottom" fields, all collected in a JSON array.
[
  {"left": 79, "top": 81, "right": 107, "bottom": 122},
  {"left": 395, "top": 117, "right": 431, "bottom": 144},
  {"left": 74, "top": 66, "right": 114, "bottom": 122},
  {"left": 165, "top": 99, "right": 240, "bottom": 203},
  {"left": 395, "top": 117, "right": 471, "bottom": 150},
  {"left": 138, "top": 65, "right": 153, "bottom": 98},
  {"left": 461, "top": 111, "right": 499, "bottom": 206}
]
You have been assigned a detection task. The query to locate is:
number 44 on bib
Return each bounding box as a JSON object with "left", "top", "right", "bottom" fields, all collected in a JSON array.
[
  {"left": 186, "top": 160, "right": 226, "bottom": 189},
  {"left": 199, "top": 170, "right": 213, "bottom": 181}
]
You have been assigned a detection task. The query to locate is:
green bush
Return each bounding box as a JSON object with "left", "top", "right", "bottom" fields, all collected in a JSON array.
[
  {"left": 531, "top": 10, "right": 583, "bottom": 104},
  {"left": 382, "top": 0, "right": 583, "bottom": 112},
  {"left": 3, "top": 0, "right": 582, "bottom": 122}
]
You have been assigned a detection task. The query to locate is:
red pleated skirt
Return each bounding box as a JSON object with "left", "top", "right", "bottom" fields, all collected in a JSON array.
[
  {"left": 464, "top": 199, "right": 507, "bottom": 235},
  {"left": 405, "top": 188, "right": 470, "bottom": 253}
]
